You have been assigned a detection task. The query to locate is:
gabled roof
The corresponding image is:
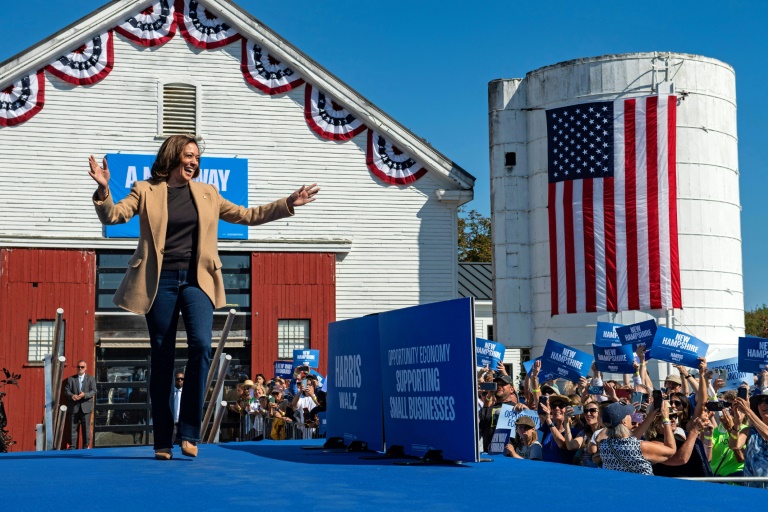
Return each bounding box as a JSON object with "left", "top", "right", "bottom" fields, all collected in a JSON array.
[
  {"left": 458, "top": 262, "right": 492, "bottom": 301},
  {"left": 0, "top": 0, "right": 474, "bottom": 192}
]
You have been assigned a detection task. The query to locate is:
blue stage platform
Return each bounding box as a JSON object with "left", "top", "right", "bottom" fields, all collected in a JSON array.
[{"left": 2, "top": 440, "right": 764, "bottom": 511}]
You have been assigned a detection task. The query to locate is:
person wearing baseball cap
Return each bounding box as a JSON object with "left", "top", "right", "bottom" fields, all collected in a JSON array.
[
  {"left": 479, "top": 373, "right": 519, "bottom": 452},
  {"left": 504, "top": 415, "right": 543, "bottom": 460},
  {"left": 596, "top": 401, "right": 676, "bottom": 475}
]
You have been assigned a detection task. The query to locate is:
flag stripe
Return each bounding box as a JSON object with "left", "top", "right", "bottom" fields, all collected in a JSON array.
[
  {"left": 604, "top": 177, "right": 617, "bottom": 311},
  {"left": 657, "top": 97, "right": 672, "bottom": 308},
  {"left": 555, "top": 183, "right": 568, "bottom": 314},
  {"left": 668, "top": 96, "right": 682, "bottom": 308},
  {"left": 583, "top": 178, "right": 596, "bottom": 312},
  {"left": 635, "top": 99, "right": 650, "bottom": 309},
  {"left": 563, "top": 180, "right": 577, "bottom": 313},
  {"left": 646, "top": 96, "right": 661, "bottom": 309},
  {"left": 548, "top": 183, "right": 559, "bottom": 315},
  {"left": 573, "top": 179, "right": 587, "bottom": 313},
  {"left": 624, "top": 99, "right": 639, "bottom": 310}
]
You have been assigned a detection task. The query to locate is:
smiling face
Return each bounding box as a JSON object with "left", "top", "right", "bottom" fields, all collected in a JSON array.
[
  {"left": 168, "top": 142, "right": 200, "bottom": 186},
  {"left": 757, "top": 396, "right": 768, "bottom": 421}
]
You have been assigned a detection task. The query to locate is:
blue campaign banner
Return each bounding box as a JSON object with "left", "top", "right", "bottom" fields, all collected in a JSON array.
[
  {"left": 593, "top": 343, "right": 636, "bottom": 374},
  {"left": 326, "top": 315, "right": 384, "bottom": 452},
  {"left": 522, "top": 357, "right": 554, "bottom": 381},
  {"left": 380, "top": 297, "right": 478, "bottom": 462},
  {"left": 273, "top": 360, "right": 293, "bottom": 378},
  {"left": 708, "top": 357, "right": 754, "bottom": 391},
  {"left": 649, "top": 327, "right": 708, "bottom": 367},
  {"left": 103, "top": 153, "right": 248, "bottom": 239},
  {"left": 595, "top": 322, "right": 624, "bottom": 347},
  {"left": 540, "top": 339, "right": 593, "bottom": 382},
  {"left": 476, "top": 338, "right": 505, "bottom": 369},
  {"left": 616, "top": 320, "right": 658, "bottom": 349},
  {"left": 293, "top": 349, "right": 320, "bottom": 368},
  {"left": 738, "top": 336, "right": 768, "bottom": 374},
  {"left": 487, "top": 428, "right": 511, "bottom": 454}
]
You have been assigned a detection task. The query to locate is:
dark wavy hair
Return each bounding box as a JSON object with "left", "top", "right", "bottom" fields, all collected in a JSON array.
[{"left": 150, "top": 134, "right": 201, "bottom": 182}]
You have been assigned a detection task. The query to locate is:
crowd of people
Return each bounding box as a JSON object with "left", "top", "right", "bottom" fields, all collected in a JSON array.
[
  {"left": 225, "top": 367, "right": 327, "bottom": 441},
  {"left": 478, "top": 345, "right": 768, "bottom": 487}
]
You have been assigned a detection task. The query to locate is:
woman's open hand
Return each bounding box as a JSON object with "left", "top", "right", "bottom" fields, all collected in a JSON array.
[
  {"left": 288, "top": 184, "right": 320, "bottom": 208},
  {"left": 88, "top": 155, "right": 110, "bottom": 189}
]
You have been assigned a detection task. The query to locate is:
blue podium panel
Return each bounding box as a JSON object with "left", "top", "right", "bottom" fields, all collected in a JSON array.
[
  {"left": 326, "top": 315, "right": 384, "bottom": 451},
  {"left": 379, "top": 297, "right": 478, "bottom": 462}
]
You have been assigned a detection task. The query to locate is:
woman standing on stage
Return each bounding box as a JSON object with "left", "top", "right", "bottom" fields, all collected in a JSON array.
[{"left": 89, "top": 134, "right": 319, "bottom": 460}]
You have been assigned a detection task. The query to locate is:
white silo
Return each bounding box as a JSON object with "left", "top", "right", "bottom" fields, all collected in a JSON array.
[{"left": 489, "top": 52, "right": 742, "bottom": 382}]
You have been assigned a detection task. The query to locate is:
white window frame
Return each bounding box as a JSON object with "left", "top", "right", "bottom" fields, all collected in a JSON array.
[
  {"left": 277, "top": 319, "right": 310, "bottom": 359},
  {"left": 28, "top": 320, "right": 65, "bottom": 363}
]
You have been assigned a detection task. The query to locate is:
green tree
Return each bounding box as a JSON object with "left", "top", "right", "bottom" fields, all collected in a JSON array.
[
  {"left": 458, "top": 207, "right": 491, "bottom": 262},
  {"left": 745, "top": 304, "right": 768, "bottom": 338}
]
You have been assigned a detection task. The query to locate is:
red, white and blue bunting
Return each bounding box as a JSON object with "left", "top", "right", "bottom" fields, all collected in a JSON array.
[
  {"left": 304, "top": 85, "right": 366, "bottom": 141},
  {"left": 240, "top": 39, "right": 304, "bottom": 95},
  {"left": 115, "top": 0, "right": 177, "bottom": 47},
  {"left": 366, "top": 130, "right": 427, "bottom": 185},
  {"left": 45, "top": 31, "right": 114, "bottom": 86},
  {"left": 175, "top": 0, "right": 241, "bottom": 49},
  {"left": 0, "top": 69, "right": 45, "bottom": 127}
]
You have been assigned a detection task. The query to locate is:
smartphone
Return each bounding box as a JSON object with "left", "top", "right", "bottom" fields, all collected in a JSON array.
[
  {"left": 615, "top": 389, "right": 632, "bottom": 400},
  {"left": 301, "top": 379, "right": 308, "bottom": 387},
  {"left": 537, "top": 395, "right": 548, "bottom": 414},
  {"left": 568, "top": 405, "right": 584, "bottom": 417},
  {"left": 631, "top": 391, "right": 644, "bottom": 405},
  {"left": 652, "top": 390, "right": 663, "bottom": 411},
  {"left": 705, "top": 401, "right": 724, "bottom": 412},
  {"left": 737, "top": 387, "right": 748, "bottom": 400},
  {"left": 479, "top": 382, "right": 497, "bottom": 391},
  {"left": 269, "top": 395, "right": 276, "bottom": 404},
  {"left": 588, "top": 385, "right": 604, "bottom": 395},
  {"left": 296, "top": 365, "right": 310, "bottom": 373}
]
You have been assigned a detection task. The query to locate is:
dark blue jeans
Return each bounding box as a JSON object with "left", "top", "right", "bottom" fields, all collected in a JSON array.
[{"left": 145, "top": 270, "right": 213, "bottom": 449}]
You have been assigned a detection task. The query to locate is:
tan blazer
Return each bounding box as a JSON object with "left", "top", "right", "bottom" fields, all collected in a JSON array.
[{"left": 93, "top": 180, "right": 293, "bottom": 314}]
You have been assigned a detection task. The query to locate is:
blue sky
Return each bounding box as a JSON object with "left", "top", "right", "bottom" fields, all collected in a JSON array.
[{"left": 2, "top": 1, "right": 767, "bottom": 309}]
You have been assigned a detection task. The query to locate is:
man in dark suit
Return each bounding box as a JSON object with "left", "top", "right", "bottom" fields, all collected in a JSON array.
[{"left": 65, "top": 360, "right": 97, "bottom": 449}]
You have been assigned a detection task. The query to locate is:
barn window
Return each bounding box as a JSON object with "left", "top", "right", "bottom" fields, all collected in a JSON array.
[
  {"left": 28, "top": 320, "right": 65, "bottom": 363},
  {"left": 158, "top": 81, "right": 200, "bottom": 136},
  {"left": 277, "top": 319, "right": 310, "bottom": 359}
]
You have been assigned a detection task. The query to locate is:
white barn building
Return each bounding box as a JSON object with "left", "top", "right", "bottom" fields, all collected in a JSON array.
[{"left": 0, "top": 0, "right": 473, "bottom": 450}]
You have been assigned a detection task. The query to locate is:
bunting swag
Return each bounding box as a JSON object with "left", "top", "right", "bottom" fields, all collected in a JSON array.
[
  {"left": 175, "top": 0, "right": 241, "bottom": 49},
  {"left": 46, "top": 31, "right": 114, "bottom": 86},
  {"left": 366, "top": 130, "right": 427, "bottom": 185},
  {"left": 0, "top": 69, "right": 45, "bottom": 127},
  {"left": 305, "top": 85, "right": 366, "bottom": 141},
  {"left": 115, "top": 0, "right": 177, "bottom": 47},
  {"left": 240, "top": 39, "right": 304, "bottom": 95}
]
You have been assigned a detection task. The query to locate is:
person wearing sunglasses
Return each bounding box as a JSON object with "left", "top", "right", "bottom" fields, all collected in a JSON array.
[
  {"left": 731, "top": 382, "right": 768, "bottom": 488},
  {"left": 504, "top": 416, "right": 542, "bottom": 460},
  {"left": 538, "top": 393, "right": 579, "bottom": 464},
  {"left": 64, "top": 360, "right": 97, "bottom": 449},
  {"left": 566, "top": 399, "right": 600, "bottom": 467}
]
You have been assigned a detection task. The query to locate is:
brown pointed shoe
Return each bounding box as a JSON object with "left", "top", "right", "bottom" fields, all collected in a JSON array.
[
  {"left": 154, "top": 448, "right": 173, "bottom": 460},
  {"left": 181, "top": 440, "right": 198, "bottom": 457}
]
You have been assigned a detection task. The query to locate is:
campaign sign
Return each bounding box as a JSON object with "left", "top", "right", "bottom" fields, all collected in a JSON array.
[
  {"left": 293, "top": 349, "right": 320, "bottom": 368},
  {"left": 273, "top": 360, "right": 293, "bottom": 378},
  {"left": 476, "top": 338, "right": 505, "bottom": 369},
  {"left": 593, "top": 343, "right": 636, "bottom": 374},
  {"left": 595, "top": 322, "right": 624, "bottom": 347},
  {"left": 496, "top": 404, "right": 541, "bottom": 439},
  {"left": 616, "top": 320, "right": 657, "bottom": 349},
  {"left": 103, "top": 153, "right": 248, "bottom": 239},
  {"left": 708, "top": 357, "right": 754, "bottom": 391},
  {"left": 326, "top": 315, "right": 383, "bottom": 452},
  {"left": 522, "top": 357, "right": 554, "bottom": 381},
  {"left": 487, "top": 428, "right": 510, "bottom": 455},
  {"left": 380, "top": 297, "right": 478, "bottom": 462},
  {"left": 738, "top": 336, "right": 768, "bottom": 373},
  {"left": 649, "top": 327, "right": 708, "bottom": 367},
  {"left": 540, "top": 339, "right": 593, "bottom": 382}
]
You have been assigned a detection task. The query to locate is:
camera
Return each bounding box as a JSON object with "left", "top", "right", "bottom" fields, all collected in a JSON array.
[{"left": 705, "top": 401, "right": 724, "bottom": 412}]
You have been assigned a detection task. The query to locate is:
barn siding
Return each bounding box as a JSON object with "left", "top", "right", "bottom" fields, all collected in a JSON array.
[{"left": 0, "top": 248, "right": 96, "bottom": 452}]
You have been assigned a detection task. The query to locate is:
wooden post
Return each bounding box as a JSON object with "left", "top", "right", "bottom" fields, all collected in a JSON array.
[
  {"left": 50, "top": 309, "right": 64, "bottom": 395},
  {"left": 204, "top": 309, "right": 236, "bottom": 401},
  {"left": 52, "top": 356, "right": 66, "bottom": 433},
  {"left": 53, "top": 405, "right": 67, "bottom": 450},
  {"left": 201, "top": 354, "right": 231, "bottom": 442},
  {"left": 206, "top": 401, "right": 228, "bottom": 444},
  {"left": 43, "top": 355, "right": 54, "bottom": 451}
]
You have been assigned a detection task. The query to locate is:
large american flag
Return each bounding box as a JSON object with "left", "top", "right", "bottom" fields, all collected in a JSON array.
[{"left": 546, "top": 95, "right": 681, "bottom": 315}]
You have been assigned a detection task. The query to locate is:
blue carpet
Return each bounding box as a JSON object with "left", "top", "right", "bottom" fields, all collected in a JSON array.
[{"left": 1, "top": 441, "right": 763, "bottom": 511}]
